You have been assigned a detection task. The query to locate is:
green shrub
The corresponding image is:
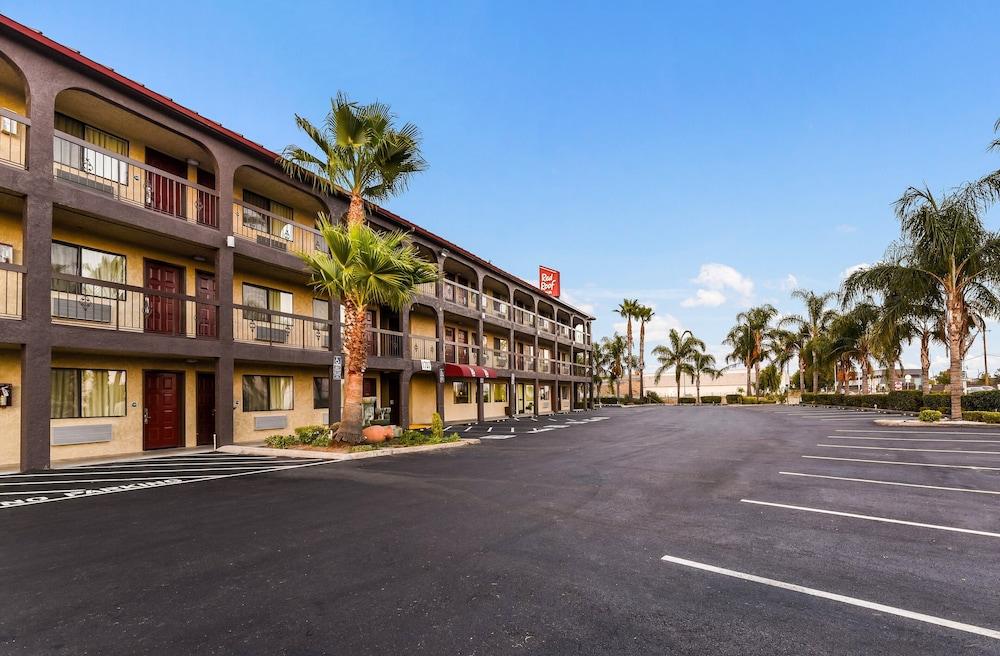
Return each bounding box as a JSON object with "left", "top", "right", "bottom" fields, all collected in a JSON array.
[
  {"left": 886, "top": 391, "right": 923, "bottom": 412},
  {"left": 725, "top": 394, "right": 743, "bottom": 405},
  {"left": 349, "top": 444, "right": 379, "bottom": 453},
  {"left": 678, "top": 397, "right": 696, "bottom": 405},
  {"left": 644, "top": 391, "right": 664, "bottom": 404},
  {"left": 964, "top": 390, "right": 1000, "bottom": 412},
  {"left": 265, "top": 434, "right": 300, "bottom": 449},
  {"left": 294, "top": 425, "right": 332, "bottom": 446},
  {"left": 918, "top": 409, "right": 942, "bottom": 423},
  {"left": 963, "top": 410, "right": 1000, "bottom": 424},
  {"left": 922, "top": 394, "right": 950, "bottom": 411},
  {"left": 431, "top": 412, "right": 445, "bottom": 440},
  {"left": 700, "top": 395, "right": 722, "bottom": 405}
]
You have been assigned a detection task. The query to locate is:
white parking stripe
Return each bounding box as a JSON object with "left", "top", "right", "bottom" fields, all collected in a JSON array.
[
  {"left": 71, "top": 458, "right": 289, "bottom": 468},
  {"left": 0, "top": 475, "right": 218, "bottom": 486},
  {"left": 741, "top": 499, "right": 1000, "bottom": 538},
  {"left": 0, "top": 464, "right": 321, "bottom": 479},
  {"left": 780, "top": 471, "right": 1000, "bottom": 496},
  {"left": 0, "top": 489, "right": 86, "bottom": 495},
  {"left": 802, "top": 455, "right": 1000, "bottom": 471},
  {"left": 820, "top": 417, "right": 907, "bottom": 422},
  {"left": 827, "top": 436, "right": 1000, "bottom": 444},
  {"left": 0, "top": 460, "right": 334, "bottom": 510},
  {"left": 838, "top": 429, "right": 1000, "bottom": 436},
  {"left": 818, "top": 444, "right": 1000, "bottom": 455},
  {"left": 660, "top": 554, "right": 1000, "bottom": 641}
]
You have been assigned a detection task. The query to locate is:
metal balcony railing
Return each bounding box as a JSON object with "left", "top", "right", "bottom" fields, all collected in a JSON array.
[
  {"left": 0, "top": 264, "right": 23, "bottom": 319},
  {"left": 0, "top": 109, "right": 28, "bottom": 169},
  {"left": 234, "top": 305, "right": 332, "bottom": 350},
  {"left": 232, "top": 200, "right": 328, "bottom": 257},
  {"left": 409, "top": 334, "right": 438, "bottom": 360},
  {"left": 443, "top": 280, "right": 479, "bottom": 311},
  {"left": 514, "top": 353, "right": 536, "bottom": 372},
  {"left": 484, "top": 296, "right": 510, "bottom": 321},
  {"left": 536, "top": 358, "right": 555, "bottom": 375},
  {"left": 444, "top": 341, "right": 479, "bottom": 365},
  {"left": 53, "top": 132, "right": 219, "bottom": 227},
  {"left": 366, "top": 327, "right": 404, "bottom": 358},
  {"left": 536, "top": 316, "right": 557, "bottom": 336},
  {"left": 51, "top": 274, "right": 218, "bottom": 338},
  {"left": 512, "top": 306, "right": 536, "bottom": 329},
  {"left": 415, "top": 281, "right": 437, "bottom": 298},
  {"left": 481, "top": 348, "right": 510, "bottom": 369},
  {"left": 556, "top": 361, "right": 572, "bottom": 376}
]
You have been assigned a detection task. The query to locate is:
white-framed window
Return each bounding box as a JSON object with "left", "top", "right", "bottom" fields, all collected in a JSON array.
[
  {"left": 50, "top": 368, "right": 126, "bottom": 418},
  {"left": 242, "top": 375, "right": 293, "bottom": 411},
  {"left": 453, "top": 381, "right": 471, "bottom": 404}
]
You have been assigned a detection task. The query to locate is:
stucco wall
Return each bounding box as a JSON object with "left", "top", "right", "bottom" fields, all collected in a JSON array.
[
  {"left": 233, "top": 364, "right": 328, "bottom": 443},
  {"left": 0, "top": 350, "right": 20, "bottom": 468}
]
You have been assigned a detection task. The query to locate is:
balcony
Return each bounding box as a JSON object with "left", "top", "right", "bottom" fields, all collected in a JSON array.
[
  {"left": 51, "top": 274, "right": 218, "bottom": 338},
  {"left": 481, "top": 348, "right": 510, "bottom": 369},
  {"left": 366, "top": 327, "right": 404, "bottom": 358},
  {"left": 234, "top": 305, "right": 331, "bottom": 350},
  {"left": 514, "top": 353, "right": 536, "bottom": 372},
  {"left": 536, "top": 316, "right": 557, "bottom": 337},
  {"left": 443, "top": 280, "right": 480, "bottom": 312},
  {"left": 571, "top": 363, "right": 591, "bottom": 377},
  {"left": 537, "top": 358, "right": 555, "bottom": 375},
  {"left": 415, "top": 281, "right": 437, "bottom": 298},
  {"left": 512, "top": 307, "right": 536, "bottom": 330},
  {"left": 556, "top": 361, "right": 572, "bottom": 376},
  {"left": 484, "top": 296, "right": 510, "bottom": 322},
  {"left": 0, "top": 109, "right": 28, "bottom": 169},
  {"left": 232, "top": 201, "right": 328, "bottom": 258},
  {"left": 409, "top": 334, "right": 438, "bottom": 360},
  {"left": 444, "top": 341, "right": 479, "bottom": 366},
  {"left": 0, "top": 264, "right": 22, "bottom": 319},
  {"left": 53, "top": 132, "right": 219, "bottom": 227}
]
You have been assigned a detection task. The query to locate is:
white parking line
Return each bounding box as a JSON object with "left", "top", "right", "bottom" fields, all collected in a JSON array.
[
  {"left": 780, "top": 471, "right": 1000, "bottom": 496},
  {"left": 0, "top": 488, "right": 86, "bottom": 495},
  {"left": 826, "top": 436, "right": 1000, "bottom": 444},
  {"left": 0, "top": 460, "right": 334, "bottom": 510},
  {"left": 71, "top": 458, "right": 290, "bottom": 468},
  {"left": 0, "top": 475, "right": 219, "bottom": 486},
  {"left": 838, "top": 429, "right": 1000, "bottom": 436},
  {"left": 0, "top": 465, "right": 309, "bottom": 479},
  {"left": 818, "top": 444, "right": 1000, "bottom": 455},
  {"left": 740, "top": 499, "right": 1000, "bottom": 538},
  {"left": 659, "top": 554, "right": 1000, "bottom": 641},
  {"left": 487, "top": 426, "right": 493, "bottom": 433},
  {"left": 820, "top": 417, "right": 907, "bottom": 422},
  {"left": 802, "top": 455, "right": 1000, "bottom": 471}
]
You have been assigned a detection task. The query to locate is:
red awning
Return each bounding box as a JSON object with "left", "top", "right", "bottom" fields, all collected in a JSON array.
[{"left": 443, "top": 363, "right": 497, "bottom": 379}]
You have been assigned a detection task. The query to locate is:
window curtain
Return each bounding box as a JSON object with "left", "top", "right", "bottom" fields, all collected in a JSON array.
[
  {"left": 242, "top": 375, "right": 268, "bottom": 411},
  {"left": 270, "top": 289, "right": 293, "bottom": 327},
  {"left": 50, "top": 369, "right": 79, "bottom": 419},
  {"left": 270, "top": 377, "right": 293, "bottom": 410},
  {"left": 81, "top": 369, "right": 126, "bottom": 417},
  {"left": 313, "top": 377, "right": 329, "bottom": 409}
]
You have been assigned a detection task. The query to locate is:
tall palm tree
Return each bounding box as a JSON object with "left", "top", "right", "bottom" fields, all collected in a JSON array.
[
  {"left": 634, "top": 304, "right": 654, "bottom": 400},
  {"left": 591, "top": 341, "right": 609, "bottom": 403},
  {"left": 653, "top": 329, "right": 706, "bottom": 402},
  {"left": 781, "top": 290, "right": 838, "bottom": 393},
  {"left": 616, "top": 299, "right": 641, "bottom": 400},
  {"left": 726, "top": 304, "right": 779, "bottom": 397},
  {"left": 281, "top": 92, "right": 427, "bottom": 227},
  {"left": 601, "top": 334, "right": 628, "bottom": 404},
  {"left": 771, "top": 328, "right": 804, "bottom": 394},
  {"left": 831, "top": 303, "right": 879, "bottom": 394},
  {"left": 690, "top": 350, "right": 722, "bottom": 404},
  {"left": 844, "top": 186, "right": 1000, "bottom": 417},
  {"left": 302, "top": 220, "right": 438, "bottom": 442}
]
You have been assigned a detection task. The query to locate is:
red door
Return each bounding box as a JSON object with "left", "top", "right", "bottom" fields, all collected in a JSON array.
[
  {"left": 196, "top": 168, "right": 217, "bottom": 227},
  {"left": 145, "top": 147, "right": 187, "bottom": 219},
  {"left": 196, "top": 373, "right": 215, "bottom": 446},
  {"left": 144, "top": 372, "right": 182, "bottom": 450},
  {"left": 195, "top": 271, "right": 217, "bottom": 338},
  {"left": 145, "top": 261, "right": 183, "bottom": 335}
]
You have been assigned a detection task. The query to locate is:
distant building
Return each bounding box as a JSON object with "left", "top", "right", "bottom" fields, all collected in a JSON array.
[{"left": 612, "top": 368, "right": 789, "bottom": 399}]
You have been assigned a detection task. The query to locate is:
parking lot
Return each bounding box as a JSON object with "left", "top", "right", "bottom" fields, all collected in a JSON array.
[
  {"left": 446, "top": 410, "right": 610, "bottom": 438},
  {"left": 2, "top": 404, "right": 999, "bottom": 654}
]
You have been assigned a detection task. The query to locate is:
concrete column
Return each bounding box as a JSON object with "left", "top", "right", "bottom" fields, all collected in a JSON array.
[
  {"left": 213, "top": 161, "right": 236, "bottom": 445},
  {"left": 508, "top": 326, "right": 516, "bottom": 417},
  {"left": 399, "top": 369, "right": 411, "bottom": 429},
  {"left": 327, "top": 293, "right": 342, "bottom": 425}
]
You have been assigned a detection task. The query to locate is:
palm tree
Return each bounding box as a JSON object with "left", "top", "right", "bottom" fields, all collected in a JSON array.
[
  {"left": 653, "top": 329, "right": 706, "bottom": 402},
  {"left": 690, "top": 350, "right": 722, "bottom": 404},
  {"left": 634, "top": 304, "right": 654, "bottom": 400},
  {"left": 781, "top": 290, "right": 838, "bottom": 393},
  {"left": 726, "top": 304, "right": 779, "bottom": 397},
  {"left": 831, "top": 304, "right": 879, "bottom": 394},
  {"left": 844, "top": 186, "right": 1000, "bottom": 418},
  {"left": 591, "top": 341, "right": 609, "bottom": 403},
  {"left": 601, "top": 334, "right": 628, "bottom": 404},
  {"left": 281, "top": 92, "right": 427, "bottom": 227},
  {"left": 771, "top": 328, "right": 804, "bottom": 394},
  {"left": 616, "top": 299, "right": 641, "bottom": 400},
  {"left": 758, "top": 363, "right": 782, "bottom": 396},
  {"left": 302, "top": 220, "right": 438, "bottom": 442}
]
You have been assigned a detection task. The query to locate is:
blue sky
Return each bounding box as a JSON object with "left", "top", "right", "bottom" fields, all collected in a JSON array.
[{"left": 8, "top": 0, "right": 1000, "bottom": 377}]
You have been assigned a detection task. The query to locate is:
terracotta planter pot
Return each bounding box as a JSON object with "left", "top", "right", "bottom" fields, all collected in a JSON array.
[{"left": 362, "top": 425, "right": 391, "bottom": 443}]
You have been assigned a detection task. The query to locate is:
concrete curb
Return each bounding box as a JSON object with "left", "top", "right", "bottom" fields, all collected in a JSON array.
[
  {"left": 874, "top": 418, "right": 1000, "bottom": 428},
  {"left": 218, "top": 439, "right": 480, "bottom": 461}
]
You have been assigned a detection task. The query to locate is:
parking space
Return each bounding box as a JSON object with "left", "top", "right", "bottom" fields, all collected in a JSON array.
[
  {"left": 0, "top": 452, "right": 333, "bottom": 510},
  {"left": 444, "top": 410, "right": 610, "bottom": 439}
]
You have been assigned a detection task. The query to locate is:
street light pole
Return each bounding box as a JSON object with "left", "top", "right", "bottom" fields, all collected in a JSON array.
[{"left": 985, "top": 329, "right": 991, "bottom": 387}]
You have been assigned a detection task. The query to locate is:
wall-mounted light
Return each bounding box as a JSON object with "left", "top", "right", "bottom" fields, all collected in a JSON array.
[
  {"left": 226, "top": 235, "right": 236, "bottom": 248},
  {"left": 192, "top": 255, "right": 207, "bottom": 263},
  {"left": 186, "top": 158, "right": 200, "bottom": 167}
]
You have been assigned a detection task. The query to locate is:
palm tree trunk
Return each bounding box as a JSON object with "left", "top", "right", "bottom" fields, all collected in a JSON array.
[
  {"left": 696, "top": 373, "right": 701, "bottom": 405},
  {"left": 920, "top": 332, "right": 931, "bottom": 395},
  {"left": 638, "top": 324, "right": 645, "bottom": 401},
  {"left": 338, "top": 298, "right": 368, "bottom": 444},
  {"left": 754, "top": 363, "right": 760, "bottom": 397},
  {"left": 626, "top": 320, "right": 634, "bottom": 401},
  {"left": 947, "top": 297, "right": 964, "bottom": 419},
  {"left": 745, "top": 366, "right": 751, "bottom": 398},
  {"left": 886, "top": 362, "right": 896, "bottom": 393},
  {"left": 799, "top": 354, "right": 806, "bottom": 392},
  {"left": 812, "top": 349, "right": 819, "bottom": 393},
  {"left": 346, "top": 194, "right": 365, "bottom": 226}
]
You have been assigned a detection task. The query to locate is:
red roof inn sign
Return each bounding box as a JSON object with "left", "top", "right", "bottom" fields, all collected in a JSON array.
[{"left": 539, "top": 266, "right": 560, "bottom": 298}]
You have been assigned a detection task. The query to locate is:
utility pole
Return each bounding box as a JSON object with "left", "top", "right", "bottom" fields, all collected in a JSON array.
[{"left": 985, "top": 329, "right": 991, "bottom": 386}]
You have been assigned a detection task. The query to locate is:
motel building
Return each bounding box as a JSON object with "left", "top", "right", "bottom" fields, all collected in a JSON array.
[{"left": 0, "top": 15, "right": 595, "bottom": 473}]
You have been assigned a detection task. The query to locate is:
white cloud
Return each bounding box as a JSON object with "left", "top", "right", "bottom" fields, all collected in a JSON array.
[
  {"left": 680, "top": 289, "right": 727, "bottom": 307},
  {"left": 681, "top": 263, "right": 754, "bottom": 307},
  {"left": 836, "top": 224, "right": 858, "bottom": 234},
  {"left": 840, "top": 263, "right": 869, "bottom": 279},
  {"left": 558, "top": 289, "right": 595, "bottom": 316},
  {"left": 779, "top": 274, "right": 799, "bottom": 292}
]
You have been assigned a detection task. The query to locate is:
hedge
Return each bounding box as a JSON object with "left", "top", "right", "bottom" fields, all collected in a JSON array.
[
  {"left": 801, "top": 390, "right": 1000, "bottom": 413},
  {"left": 741, "top": 397, "right": 777, "bottom": 404},
  {"left": 725, "top": 394, "right": 743, "bottom": 405},
  {"left": 678, "top": 397, "right": 696, "bottom": 404},
  {"left": 964, "top": 411, "right": 1000, "bottom": 424},
  {"left": 700, "top": 395, "right": 722, "bottom": 405}
]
